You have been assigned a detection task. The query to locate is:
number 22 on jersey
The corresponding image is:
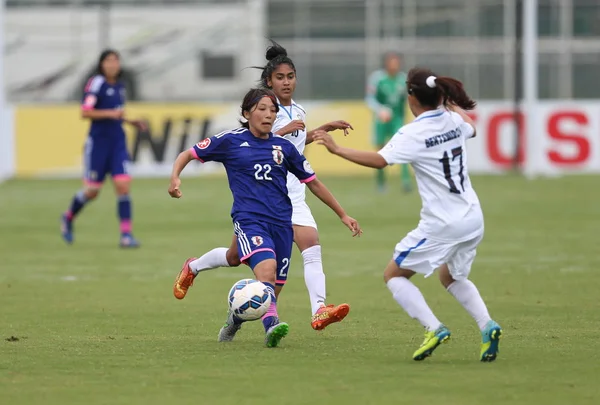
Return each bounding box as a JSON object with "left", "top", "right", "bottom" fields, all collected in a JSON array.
[
  {"left": 254, "top": 164, "right": 273, "bottom": 181},
  {"left": 439, "top": 146, "right": 465, "bottom": 194}
]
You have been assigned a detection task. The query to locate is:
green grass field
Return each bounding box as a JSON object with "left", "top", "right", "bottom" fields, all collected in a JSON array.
[{"left": 1, "top": 175, "right": 600, "bottom": 405}]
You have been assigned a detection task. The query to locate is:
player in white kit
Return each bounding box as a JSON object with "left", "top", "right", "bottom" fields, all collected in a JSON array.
[
  {"left": 314, "top": 67, "right": 503, "bottom": 362},
  {"left": 173, "top": 41, "right": 355, "bottom": 331}
]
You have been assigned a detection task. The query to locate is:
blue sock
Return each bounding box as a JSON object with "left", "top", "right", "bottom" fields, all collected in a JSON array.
[
  {"left": 118, "top": 195, "right": 132, "bottom": 234},
  {"left": 66, "top": 190, "right": 89, "bottom": 220},
  {"left": 261, "top": 282, "right": 278, "bottom": 332}
]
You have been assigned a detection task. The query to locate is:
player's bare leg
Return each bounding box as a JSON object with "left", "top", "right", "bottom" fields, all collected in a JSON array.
[
  {"left": 439, "top": 264, "right": 502, "bottom": 362},
  {"left": 61, "top": 182, "right": 101, "bottom": 244},
  {"left": 384, "top": 261, "right": 450, "bottom": 360},
  {"left": 114, "top": 176, "right": 139, "bottom": 248},
  {"left": 294, "top": 225, "right": 350, "bottom": 331},
  {"left": 174, "top": 236, "right": 239, "bottom": 300}
]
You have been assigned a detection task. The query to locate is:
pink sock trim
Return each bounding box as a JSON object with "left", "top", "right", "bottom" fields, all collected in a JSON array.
[
  {"left": 112, "top": 174, "right": 131, "bottom": 182},
  {"left": 261, "top": 302, "right": 278, "bottom": 320},
  {"left": 65, "top": 211, "right": 74, "bottom": 221},
  {"left": 120, "top": 220, "right": 132, "bottom": 234}
]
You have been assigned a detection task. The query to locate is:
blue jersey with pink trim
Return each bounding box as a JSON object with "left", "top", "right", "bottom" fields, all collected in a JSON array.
[
  {"left": 82, "top": 75, "right": 126, "bottom": 138},
  {"left": 191, "top": 128, "right": 316, "bottom": 226}
]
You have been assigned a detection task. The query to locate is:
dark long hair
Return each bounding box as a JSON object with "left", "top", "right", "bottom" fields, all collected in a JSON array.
[
  {"left": 406, "top": 67, "right": 476, "bottom": 110},
  {"left": 253, "top": 40, "right": 296, "bottom": 89},
  {"left": 239, "top": 88, "right": 280, "bottom": 129},
  {"left": 96, "top": 49, "right": 121, "bottom": 78}
]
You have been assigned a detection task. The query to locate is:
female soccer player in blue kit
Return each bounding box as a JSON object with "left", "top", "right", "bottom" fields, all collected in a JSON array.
[
  {"left": 174, "top": 41, "right": 354, "bottom": 332},
  {"left": 60, "top": 49, "right": 146, "bottom": 248},
  {"left": 168, "top": 88, "right": 362, "bottom": 347}
]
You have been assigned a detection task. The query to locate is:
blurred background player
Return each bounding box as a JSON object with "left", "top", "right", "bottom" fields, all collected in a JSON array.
[
  {"left": 315, "top": 68, "right": 502, "bottom": 362},
  {"left": 60, "top": 50, "right": 146, "bottom": 248},
  {"left": 366, "top": 52, "right": 412, "bottom": 193},
  {"left": 169, "top": 88, "right": 361, "bottom": 347},
  {"left": 173, "top": 41, "right": 355, "bottom": 331}
]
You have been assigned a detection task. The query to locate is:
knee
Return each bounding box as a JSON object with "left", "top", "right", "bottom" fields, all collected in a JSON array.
[
  {"left": 114, "top": 181, "right": 131, "bottom": 196},
  {"left": 383, "top": 269, "right": 395, "bottom": 284},
  {"left": 84, "top": 187, "right": 100, "bottom": 200},
  {"left": 383, "top": 261, "right": 412, "bottom": 284},
  {"left": 226, "top": 248, "right": 241, "bottom": 267},
  {"left": 438, "top": 264, "right": 455, "bottom": 289}
]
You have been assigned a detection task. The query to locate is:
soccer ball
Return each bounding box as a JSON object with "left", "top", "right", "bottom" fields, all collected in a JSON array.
[{"left": 228, "top": 279, "right": 272, "bottom": 321}]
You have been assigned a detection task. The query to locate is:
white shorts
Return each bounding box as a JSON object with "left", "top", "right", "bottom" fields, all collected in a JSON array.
[
  {"left": 392, "top": 229, "right": 484, "bottom": 280},
  {"left": 291, "top": 200, "right": 317, "bottom": 229}
]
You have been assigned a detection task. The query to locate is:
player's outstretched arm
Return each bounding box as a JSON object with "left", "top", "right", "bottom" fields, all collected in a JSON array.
[
  {"left": 313, "top": 131, "right": 387, "bottom": 169},
  {"left": 305, "top": 121, "right": 353, "bottom": 145},
  {"left": 305, "top": 179, "right": 362, "bottom": 237},
  {"left": 168, "top": 149, "right": 195, "bottom": 199}
]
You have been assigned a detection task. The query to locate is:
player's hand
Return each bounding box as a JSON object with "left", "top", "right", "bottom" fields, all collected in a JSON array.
[
  {"left": 377, "top": 108, "right": 392, "bottom": 123},
  {"left": 129, "top": 119, "right": 148, "bottom": 131},
  {"left": 341, "top": 215, "right": 362, "bottom": 237},
  {"left": 168, "top": 177, "right": 182, "bottom": 198},
  {"left": 278, "top": 120, "right": 305, "bottom": 135},
  {"left": 325, "top": 120, "right": 354, "bottom": 136},
  {"left": 313, "top": 131, "right": 340, "bottom": 154}
]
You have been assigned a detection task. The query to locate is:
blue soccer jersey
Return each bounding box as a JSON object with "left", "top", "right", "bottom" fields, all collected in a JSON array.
[
  {"left": 82, "top": 75, "right": 126, "bottom": 138},
  {"left": 191, "top": 128, "right": 316, "bottom": 226},
  {"left": 81, "top": 75, "right": 129, "bottom": 185}
]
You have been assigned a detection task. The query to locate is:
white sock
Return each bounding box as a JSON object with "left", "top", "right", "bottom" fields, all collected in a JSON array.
[
  {"left": 189, "top": 247, "right": 230, "bottom": 275},
  {"left": 447, "top": 279, "right": 491, "bottom": 331},
  {"left": 386, "top": 277, "right": 442, "bottom": 332},
  {"left": 302, "top": 245, "right": 327, "bottom": 315}
]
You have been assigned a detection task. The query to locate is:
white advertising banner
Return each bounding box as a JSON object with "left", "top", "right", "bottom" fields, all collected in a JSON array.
[{"left": 467, "top": 101, "right": 600, "bottom": 175}]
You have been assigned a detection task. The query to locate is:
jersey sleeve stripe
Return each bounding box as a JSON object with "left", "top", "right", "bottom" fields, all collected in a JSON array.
[
  {"left": 300, "top": 174, "right": 316, "bottom": 184},
  {"left": 85, "top": 75, "right": 104, "bottom": 93},
  {"left": 189, "top": 147, "right": 204, "bottom": 162}
]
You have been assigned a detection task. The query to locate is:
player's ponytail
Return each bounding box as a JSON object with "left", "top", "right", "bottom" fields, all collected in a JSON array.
[
  {"left": 407, "top": 67, "right": 476, "bottom": 111},
  {"left": 251, "top": 39, "right": 296, "bottom": 88},
  {"left": 239, "top": 88, "right": 280, "bottom": 129}
]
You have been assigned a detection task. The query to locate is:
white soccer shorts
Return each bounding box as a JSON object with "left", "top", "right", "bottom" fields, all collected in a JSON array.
[
  {"left": 291, "top": 200, "right": 317, "bottom": 229},
  {"left": 392, "top": 229, "right": 484, "bottom": 280}
]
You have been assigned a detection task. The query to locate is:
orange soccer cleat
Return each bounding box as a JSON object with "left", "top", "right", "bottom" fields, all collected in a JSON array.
[
  {"left": 311, "top": 303, "right": 350, "bottom": 331},
  {"left": 173, "top": 257, "right": 197, "bottom": 300}
]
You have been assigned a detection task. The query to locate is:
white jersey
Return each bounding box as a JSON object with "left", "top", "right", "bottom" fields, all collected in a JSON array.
[
  {"left": 273, "top": 99, "right": 308, "bottom": 204},
  {"left": 378, "top": 108, "right": 483, "bottom": 242}
]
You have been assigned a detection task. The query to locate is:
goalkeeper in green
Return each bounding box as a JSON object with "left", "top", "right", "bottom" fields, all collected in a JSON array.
[{"left": 365, "top": 52, "right": 412, "bottom": 192}]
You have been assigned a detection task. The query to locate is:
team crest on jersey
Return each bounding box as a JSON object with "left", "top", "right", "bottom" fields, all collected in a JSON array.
[
  {"left": 272, "top": 150, "right": 284, "bottom": 165},
  {"left": 196, "top": 138, "right": 211, "bottom": 149},
  {"left": 107, "top": 88, "right": 115, "bottom": 96},
  {"left": 251, "top": 236, "right": 264, "bottom": 247},
  {"left": 303, "top": 160, "right": 314, "bottom": 174}
]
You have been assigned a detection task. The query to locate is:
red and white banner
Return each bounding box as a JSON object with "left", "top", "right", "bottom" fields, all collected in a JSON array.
[{"left": 467, "top": 101, "right": 600, "bottom": 175}]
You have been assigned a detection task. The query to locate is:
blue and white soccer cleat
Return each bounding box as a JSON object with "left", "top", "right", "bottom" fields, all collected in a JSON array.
[
  {"left": 119, "top": 233, "right": 140, "bottom": 248},
  {"left": 413, "top": 325, "right": 451, "bottom": 361},
  {"left": 60, "top": 214, "right": 74, "bottom": 244},
  {"left": 480, "top": 320, "right": 502, "bottom": 362}
]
